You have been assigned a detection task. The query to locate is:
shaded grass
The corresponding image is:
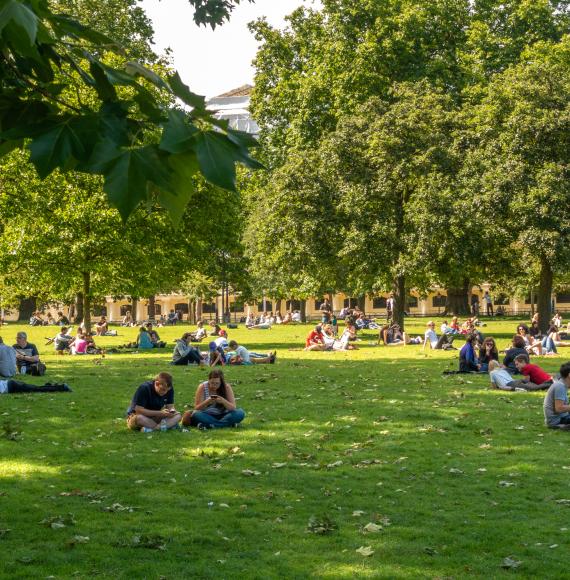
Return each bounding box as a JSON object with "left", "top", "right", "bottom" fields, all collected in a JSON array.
[{"left": 0, "top": 319, "right": 568, "bottom": 578}]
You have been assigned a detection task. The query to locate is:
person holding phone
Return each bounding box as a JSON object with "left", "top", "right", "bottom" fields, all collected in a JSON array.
[
  {"left": 126, "top": 372, "right": 181, "bottom": 432},
  {"left": 182, "top": 369, "right": 245, "bottom": 429}
]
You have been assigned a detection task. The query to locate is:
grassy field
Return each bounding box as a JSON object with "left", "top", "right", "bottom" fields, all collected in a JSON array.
[{"left": 0, "top": 318, "right": 568, "bottom": 579}]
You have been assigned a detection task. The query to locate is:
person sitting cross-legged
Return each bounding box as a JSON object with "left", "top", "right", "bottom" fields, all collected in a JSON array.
[
  {"left": 95, "top": 316, "right": 108, "bottom": 336},
  {"left": 182, "top": 369, "right": 245, "bottom": 429},
  {"left": 0, "top": 336, "right": 17, "bottom": 378},
  {"left": 544, "top": 362, "right": 570, "bottom": 429},
  {"left": 227, "top": 340, "right": 275, "bottom": 364},
  {"left": 53, "top": 326, "right": 73, "bottom": 354},
  {"left": 13, "top": 331, "right": 43, "bottom": 375},
  {"left": 126, "top": 372, "right": 181, "bottom": 432}
]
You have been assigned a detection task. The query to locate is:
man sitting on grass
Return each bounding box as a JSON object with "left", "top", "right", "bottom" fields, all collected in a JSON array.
[
  {"left": 13, "top": 331, "right": 43, "bottom": 375},
  {"left": 126, "top": 372, "right": 181, "bottom": 432},
  {"left": 509, "top": 355, "right": 554, "bottom": 391},
  {"left": 544, "top": 362, "right": 570, "bottom": 429},
  {"left": 305, "top": 325, "right": 327, "bottom": 351}
]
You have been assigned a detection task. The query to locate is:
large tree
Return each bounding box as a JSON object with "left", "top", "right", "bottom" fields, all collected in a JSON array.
[{"left": 466, "top": 38, "right": 570, "bottom": 331}]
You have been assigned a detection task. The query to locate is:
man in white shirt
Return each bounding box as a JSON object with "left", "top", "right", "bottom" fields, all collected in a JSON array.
[
  {"left": 422, "top": 321, "right": 455, "bottom": 350},
  {"left": 228, "top": 340, "right": 275, "bottom": 364}
]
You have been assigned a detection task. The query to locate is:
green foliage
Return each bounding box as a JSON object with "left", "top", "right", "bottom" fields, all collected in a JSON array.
[{"left": 0, "top": 0, "right": 260, "bottom": 221}]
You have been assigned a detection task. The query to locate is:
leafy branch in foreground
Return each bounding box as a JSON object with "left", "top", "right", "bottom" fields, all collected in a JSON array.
[{"left": 0, "top": 0, "right": 261, "bottom": 221}]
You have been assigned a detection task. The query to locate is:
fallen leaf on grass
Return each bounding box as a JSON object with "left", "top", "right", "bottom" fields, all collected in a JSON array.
[
  {"left": 0, "top": 528, "right": 11, "bottom": 538},
  {"left": 116, "top": 534, "right": 167, "bottom": 551},
  {"left": 67, "top": 535, "right": 90, "bottom": 547},
  {"left": 40, "top": 514, "right": 76, "bottom": 529},
  {"left": 362, "top": 523, "right": 382, "bottom": 533},
  {"left": 352, "top": 510, "right": 365, "bottom": 517},
  {"left": 306, "top": 515, "right": 337, "bottom": 535},
  {"left": 242, "top": 469, "right": 261, "bottom": 476},
  {"left": 272, "top": 463, "right": 287, "bottom": 469},
  {"left": 356, "top": 546, "right": 374, "bottom": 557},
  {"left": 502, "top": 556, "right": 521, "bottom": 569},
  {"left": 102, "top": 503, "right": 136, "bottom": 513},
  {"left": 449, "top": 468, "right": 464, "bottom": 475},
  {"left": 555, "top": 499, "right": 570, "bottom": 505},
  {"left": 499, "top": 481, "right": 516, "bottom": 487},
  {"left": 327, "top": 460, "right": 343, "bottom": 469}
]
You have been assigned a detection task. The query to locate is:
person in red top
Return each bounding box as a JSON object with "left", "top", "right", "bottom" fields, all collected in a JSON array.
[
  {"left": 510, "top": 355, "right": 554, "bottom": 391},
  {"left": 305, "top": 325, "right": 327, "bottom": 351}
]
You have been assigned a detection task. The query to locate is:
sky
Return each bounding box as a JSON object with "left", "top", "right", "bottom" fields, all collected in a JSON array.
[{"left": 141, "top": 0, "right": 318, "bottom": 98}]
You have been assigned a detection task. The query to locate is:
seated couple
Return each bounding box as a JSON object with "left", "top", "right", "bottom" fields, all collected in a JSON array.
[
  {"left": 126, "top": 370, "right": 245, "bottom": 432},
  {"left": 94, "top": 317, "right": 117, "bottom": 336},
  {"left": 355, "top": 314, "right": 380, "bottom": 330},
  {"left": 49, "top": 327, "right": 100, "bottom": 355},
  {"left": 136, "top": 324, "right": 166, "bottom": 349},
  {"left": 379, "top": 323, "right": 422, "bottom": 346},
  {"left": 305, "top": 325, "right": 357, "bottom": 351},
  {"left": 423, "top": 322, "right": 457, "bottom": 350},
  {"left": 489, "top": 356, "right": 554, "bottom": 391}
]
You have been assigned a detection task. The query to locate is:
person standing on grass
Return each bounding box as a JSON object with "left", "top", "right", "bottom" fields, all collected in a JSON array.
[
  {"left": 483, "top": 291, "right": 493, "bottom": 316},
  {"left": 182, "top": 369, "right": 245, "bottom": 429},
  {"left": 126, "top": 372, "right": 181, "bottom": 432},
  {"left": 544, "top": 362, "right": 570, "bottom": 428},
  {"left": 508, "top": 355, "right": 554, "bottom": 391}
]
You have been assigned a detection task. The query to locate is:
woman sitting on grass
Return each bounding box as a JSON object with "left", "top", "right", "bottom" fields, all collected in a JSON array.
[
  {"left": 478, "top": 337, "right": 499, "bottom": 372},
  {"left": 517, "top": 324, "right": 543, "bottom": 356},
  {"left": 503, "top": 335, "right": 530, "bottom": 373},
  {"left": 182, "top": 369, "right": 245, "bottom": 429},
  {"left": 136, "top": 325, "right": 154, "bottom": 349},
  {"left": 459, "top": 334, "right": 481, "bottom": 372}
]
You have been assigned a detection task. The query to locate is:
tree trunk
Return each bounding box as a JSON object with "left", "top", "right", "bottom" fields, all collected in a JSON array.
[
  {"left": 444, "top": 280, "right": 470, "bottom": 316},
  {"left": 68, "top": 302, "right": 75, "bottom": 322},
  {"left": 82, "top": 272, "right": 91, "bottom": 333},
  {"left": 188, "top": 300, "right": 195, "bottom": 324},
  {"left": 75, "top": 292, "right": 84, "bottom": 324},
  {"left": 18, "top": 297, "right": 36, "bottom": 321},
  {"left": 300, "top": 299, "right": 307, "bottom": 323},
  {"left": 392, "top": 275, "right": 406, "bottom": 330},
  {"left": 276, "top": 299, "right": 282, "bottom": 315},
  {"left": 148, "top": 295, "right": 155, "bottom": 321},
  {"left": 357, "top": 295, "right": 366, "bottom": 315},
  {"left": 131, "top": 298, "right": 138, "bottom": 324},
  {"left": 196, "top": 298, "right": 203, "bottom": 322},
  {"left": 530, "top": 289, "right": 536, "bottom": 317},
  {"left": 537, "top": 256, "right": 553, "bottom": 334}
]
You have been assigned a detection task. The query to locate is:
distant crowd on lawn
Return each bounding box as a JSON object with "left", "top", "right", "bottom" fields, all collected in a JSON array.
[{"left": 6, "top": 296, "right": 570, "bottom": 432}]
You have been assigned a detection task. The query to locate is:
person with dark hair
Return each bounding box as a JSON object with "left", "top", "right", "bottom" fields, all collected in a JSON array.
[
  {"left": 126, "top": 372, "right": 181, "bottom": 432},
  {"left": 145, "top": 323, "right": 166, "bottom": 348},
  {"left": 544, "top": 362, "right": 570, "bottom": 428},
  {"left": 305, "top": 325, "right": 327, "bottom": 351},
  {"left": 503, "top": 335, "right": 529, "bottom": 374},
  {"left": 422, "top": 321, "right": 455, "bottom": 350},
  {"left": 95, "top": 316, "right": 108, "bottom": 336},
  {"left": 227, "top": 340, "right": 275, "bottom": 364},
  {"left": 53, "top": 326, "right": 73, "bottom": 353},
  {"left": 182, "top": 369, "right": 245, "bottom": 429},
  {"left": 459, "top": 334, "right": 480, "bottom": 372},
  {"left": 172, "top": 333, "right": 204, "bottom": 366},
  {"left": 517, "top": 323, "right": 543, "bottom": 356},
  {"left": 208, "top": 341, "right": 226, "bottom": 366},
  {"left": 542, "top": 325, "right": 559, "bottom": 355},
  {"left": 478, "top": 337, "right": 499, "bottom": 372},
  {"left": 507, "top": 355, "right": 554, "bottom": 391},
  {"left": 56, "top": 311, "right": 70, "bottom": 326}
]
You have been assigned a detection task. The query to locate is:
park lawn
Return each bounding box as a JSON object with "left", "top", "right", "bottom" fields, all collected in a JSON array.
[{"left": 0, "top": 318, "right": 568, "bottom": 579}]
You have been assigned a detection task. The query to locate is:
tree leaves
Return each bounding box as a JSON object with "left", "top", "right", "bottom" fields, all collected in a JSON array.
[{"left": 0, "top": 0, "right": 38, "bottom": 47}]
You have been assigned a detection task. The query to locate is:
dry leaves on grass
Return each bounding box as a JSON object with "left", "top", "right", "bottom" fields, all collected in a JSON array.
[
  {"left": 40, "top": 514, "right": 76, "bottom": 529},
  {"left": 362, "top": 523, "right": 382, "bottom": 533},
  {"left": 502, "top": 556, "right": 522, "bottom": 569},
  {"left": 356, "top": 546, "right": 374, "bottom": 557},
  {"left": 306, "top": 515, "right": 337, "bottom": 535},
  {"left": 242, "top": 469, "right": 261, "bottom": 476}
]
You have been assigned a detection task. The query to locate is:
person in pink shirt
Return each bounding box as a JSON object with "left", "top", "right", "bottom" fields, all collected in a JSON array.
[{"left": 70, "top": 331, "right": 88, "bottom": 355}]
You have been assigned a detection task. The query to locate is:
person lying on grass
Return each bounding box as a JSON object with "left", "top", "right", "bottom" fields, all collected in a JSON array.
[
  {"left": 227, "top": 340, "right": 275, "bottom": 364},
  {"left": 544, "top": 362, "right": 570, "bottom": 429},
  {"left": 1, "top": 378, "right": 71, "bottom": 394},
  {"left": 182, "top": 369, "right": 245, "bottom": 429},
  {"left": 507, "top": 355, "right": 554, "bottom": 391},
  {"left": 489, "top": 360, "right": 523, "bottom": 390},
  {"left": 126, "top": 372, "right": 181, "bottom": 432}
]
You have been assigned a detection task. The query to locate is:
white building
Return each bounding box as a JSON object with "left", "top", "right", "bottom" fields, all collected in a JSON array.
[{"left": 206, "top": 85, "right": 259, "bottom": 135}]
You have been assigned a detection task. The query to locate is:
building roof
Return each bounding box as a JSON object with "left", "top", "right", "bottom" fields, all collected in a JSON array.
[{"left": 215, "top": 84, "right": 253, "bottom": 98}]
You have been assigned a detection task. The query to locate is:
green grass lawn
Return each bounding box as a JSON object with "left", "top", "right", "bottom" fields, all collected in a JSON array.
[{"left": 0, "top": 318, "right": 568, "bottom": 578}]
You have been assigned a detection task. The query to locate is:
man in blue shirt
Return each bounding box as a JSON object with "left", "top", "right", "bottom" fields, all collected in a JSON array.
[
  {"left": 544, "top": 362, "right": 570, "bottom": 428},
  {"left": 127, "top": 372, "right": 181, "bottom": 432}
]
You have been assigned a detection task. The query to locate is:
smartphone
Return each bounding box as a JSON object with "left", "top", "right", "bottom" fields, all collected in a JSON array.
[{"left": 211, "top": 395, "right": 218, "bottom": 399}]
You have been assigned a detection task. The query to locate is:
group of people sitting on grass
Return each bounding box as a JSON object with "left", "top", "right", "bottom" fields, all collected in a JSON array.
[
  {"left": 172, "top": 332, "right": 276, "bottom": 366},
  {"left": 126, "top": 370, "right": 245, "bottom": 431},
  {"left": 304, "top": 322, "right": 359, "bottom": 351},
  {"left": 245, "top": 310, "right": 301, "bottom": 328}
]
